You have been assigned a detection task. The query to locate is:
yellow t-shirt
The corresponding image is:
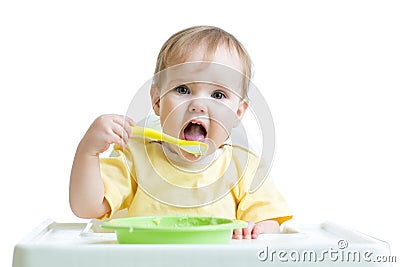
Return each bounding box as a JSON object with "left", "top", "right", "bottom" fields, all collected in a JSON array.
[{"left": 99, "top": 138, "right": 292, "bottom": 224}]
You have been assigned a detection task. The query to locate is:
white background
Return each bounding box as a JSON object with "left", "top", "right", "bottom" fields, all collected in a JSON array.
[{"left": 1, "top": 1, "right": 399, "bottom": 266}]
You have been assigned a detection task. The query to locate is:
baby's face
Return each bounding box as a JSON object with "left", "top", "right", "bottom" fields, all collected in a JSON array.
[{"left": 152, "top": 45, "right": 247, "bottom": 161}]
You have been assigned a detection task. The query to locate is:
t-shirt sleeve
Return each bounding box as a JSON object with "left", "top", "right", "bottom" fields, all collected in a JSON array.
[
  {"left": 236, "top": 156, "right": 292, "bottom": 224},
  {"left": 97, "top": 144, "right": 137, "bottom": 219}
]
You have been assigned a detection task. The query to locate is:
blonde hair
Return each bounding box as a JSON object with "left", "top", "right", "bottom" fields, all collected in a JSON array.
[{"left": 154, "top": 26, "right": 252, "bottom": 97}]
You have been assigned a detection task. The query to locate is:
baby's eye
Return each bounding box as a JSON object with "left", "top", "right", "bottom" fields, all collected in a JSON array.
[
  {"left": 211, "top": 91, "right": 226, "bottom": 99},
  {"left": 175, "top": 85, "right": 190, "bottom": 95}
]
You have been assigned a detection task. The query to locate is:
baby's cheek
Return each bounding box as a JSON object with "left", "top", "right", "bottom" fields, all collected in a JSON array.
[
  {"left": 212, "top": 103, "right": 238, "bottom": 126},
  {"left": 207, "top": 124, "right": 229, "bottom": 149},
  {"left": 160, "top": 102, "right": 185, "bottom": 135},
  {"left": 211, "top": 115, "right": 234, "bottom": 136}
]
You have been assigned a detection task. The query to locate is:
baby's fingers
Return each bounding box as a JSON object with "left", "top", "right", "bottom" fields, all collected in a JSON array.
[
  {"left": 112, "top": 115, "right": 134, "bottom": 140},
  {"left": 232, "top": 228, "right": 243, "bottom": 240},
  {"left": 118, "top": 115, "right": 135, "bottom": 138},
  {"left": 243, "top": 221, "right": 255, "bottom": 239},
  {"left": 251, "top": 223, "right": 264, "bottom": 239},
  {"left": 110, "top": 123, "right": 129, "bottom": 148},
  {"left": 124, "top": 116, "right": 135, "bottom": 127}
]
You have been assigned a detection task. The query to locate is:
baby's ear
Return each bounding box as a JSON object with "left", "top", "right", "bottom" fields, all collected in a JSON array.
[
  {"left": 233, "top": 100, "right": 248, "bottom": 127},
  {"left": 150, "top": 86, "right": 161, "bottom": 116}
]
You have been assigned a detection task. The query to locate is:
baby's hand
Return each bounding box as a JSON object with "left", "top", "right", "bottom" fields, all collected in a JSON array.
[
  {"left": 79, "top": 114, "right": 135, "bottom": 156},
  {"left": 232, "top": 220, "right": 280, "bottom": 239}
]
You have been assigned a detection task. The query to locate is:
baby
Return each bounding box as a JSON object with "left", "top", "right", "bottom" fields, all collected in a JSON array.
[{"left": 69, "top": 26, "right": 292, "bottom": 239}]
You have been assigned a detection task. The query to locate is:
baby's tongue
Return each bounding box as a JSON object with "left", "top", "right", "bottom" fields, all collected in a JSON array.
[{"left": 184, "top": 123, "right": 206, "bottom": 141}]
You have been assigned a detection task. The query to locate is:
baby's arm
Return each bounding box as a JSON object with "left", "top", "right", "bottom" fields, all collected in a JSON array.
[
  {"left": 232, "top": 220, "right": 280, "bottom": 239},
  {"left": 69, "top": 114, "right": 134, "bottom": 218}
]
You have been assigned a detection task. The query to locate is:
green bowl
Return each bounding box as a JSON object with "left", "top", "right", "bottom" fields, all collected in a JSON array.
[{"left": 101, "top": 216, "right": 247, "bottom": 244}]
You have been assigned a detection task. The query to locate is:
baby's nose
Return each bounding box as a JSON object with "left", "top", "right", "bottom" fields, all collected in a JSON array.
[{"left": 188, "top": 98, "right": 207, "bottom": 113}]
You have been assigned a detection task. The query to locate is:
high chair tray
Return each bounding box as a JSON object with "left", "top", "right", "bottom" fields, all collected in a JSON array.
[{"left": 13, "top": 219, "right": 392, "bottom": 267}]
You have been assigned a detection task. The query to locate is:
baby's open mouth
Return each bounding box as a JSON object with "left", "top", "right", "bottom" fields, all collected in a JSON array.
[{"left": 183, "top": 121, "right": 207, "bottom": 142}]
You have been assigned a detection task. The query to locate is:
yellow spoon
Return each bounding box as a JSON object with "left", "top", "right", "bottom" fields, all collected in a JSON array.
[{"left": 131, "top": 126, "right": 208, "bottom": 156}]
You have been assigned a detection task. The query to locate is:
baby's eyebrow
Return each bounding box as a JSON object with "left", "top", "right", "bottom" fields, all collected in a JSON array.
[
  {"left": 167, "top": 79, "right": 186, "bottom": 87},
  {"left": 170, "top": 79, "right": 183, "bottom": 84}
]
